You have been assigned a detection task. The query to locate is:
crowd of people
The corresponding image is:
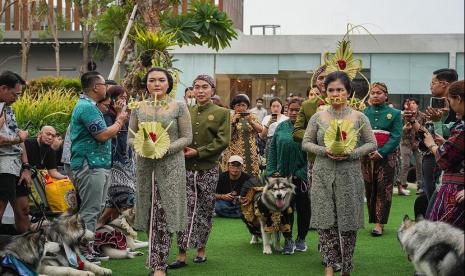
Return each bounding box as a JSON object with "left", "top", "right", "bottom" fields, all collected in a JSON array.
[{"left": 0, "top": 64, "right": 463, "bottom": 276}]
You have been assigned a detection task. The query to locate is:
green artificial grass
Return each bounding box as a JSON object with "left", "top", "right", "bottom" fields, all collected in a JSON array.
[{"left": 104, "top": 191, "right": 417, "bottom": 275}]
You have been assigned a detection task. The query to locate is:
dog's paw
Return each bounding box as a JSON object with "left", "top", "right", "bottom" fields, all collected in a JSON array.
[
  {"left": 84, "top": 229, "right": 95, "bottom": 241},
  {"left": 250, "top": 235, "right": 260, "bottom": 244},
  {"left": 45, "top": 241, "right": 61, "bottom": 253},
  {"left": 130, "top": 251, "right": 144, "bottom": 256},
  {"left": 263, "top": 246, "right": 272, "bottom": 255},
  {"left": 96, "top": 267, "right": 112, "bottom": 276}
]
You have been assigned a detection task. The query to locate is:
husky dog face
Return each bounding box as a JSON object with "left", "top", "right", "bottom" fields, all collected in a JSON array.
[
  {"left": 398, "top": 214, "right": 465, "bottom": 276},
  {"left": 262, "top": 177, "right": 295, "bottom": 212},
  {"left": 397, "top": 214, "right": 415, "bottom": 244},
  {"left": 0, "top": 229, "right": 47, "bottom": 271},
  {"left": 121, "top": 208, "right": 136, "bottom": 226},
  {"left": 46, "top": 211, "right": 89, "bottom": 246}
]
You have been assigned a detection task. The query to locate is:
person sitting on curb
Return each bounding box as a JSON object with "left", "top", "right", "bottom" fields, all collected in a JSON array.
[{"left": 215, "top": 155, "right": 251, "bottom": 218}]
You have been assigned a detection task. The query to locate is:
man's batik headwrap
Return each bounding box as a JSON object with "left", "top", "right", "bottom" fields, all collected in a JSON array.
[{"left": 193, "top": 74, "right": 216, "bottom": 89}]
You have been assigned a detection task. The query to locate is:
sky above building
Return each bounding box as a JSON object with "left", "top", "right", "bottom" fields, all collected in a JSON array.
[{"left": 243, "top": 0, "right": 465, "bottom": 35}]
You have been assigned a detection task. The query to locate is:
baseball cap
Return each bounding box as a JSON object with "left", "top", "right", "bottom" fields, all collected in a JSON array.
[{"left": 228, "top": 155, "right": 244, "bottom": 165}]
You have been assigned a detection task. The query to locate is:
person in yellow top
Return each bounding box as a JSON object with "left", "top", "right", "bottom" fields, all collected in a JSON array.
[{"left": 221, "top": 94, "right": 263, "bottom": 177}]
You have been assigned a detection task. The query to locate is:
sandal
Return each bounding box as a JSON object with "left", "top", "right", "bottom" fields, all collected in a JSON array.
[
  {"left": 193, "top": 256, "right": 207, "bottom": 263},
  {"left": 371, "top": 229, "right": 383, "bottom": 236},
  {"left": 167, "top": 260, "right": 187, "bottom": 269},
  {"left": 321, "top": 262, "right": 342, "bottom": 272}
]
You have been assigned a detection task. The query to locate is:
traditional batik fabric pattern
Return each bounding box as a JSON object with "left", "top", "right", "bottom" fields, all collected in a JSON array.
[
  {"left": 362, "top": 149, "right": 398, "bottom": 224},
  {"left": 148, "top": 180, "right": 172, "bottom": 272},
  {"left": 428, "top": 120, "right": 464, "bottom": 228},
  {"left": 318, "top": 226, "right": 357, "bottom": 274},
  {"left": 177, "top": 167, "right": 219, "bottom": 250},
  {"left": 221, "top": 113, "right": 261, "bottom": 176}
]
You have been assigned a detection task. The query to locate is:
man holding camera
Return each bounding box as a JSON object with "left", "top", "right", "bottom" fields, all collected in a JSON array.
[
  {"left": 0, "top": 71, "right": 32, "bottom": 234},
  {"left": 215, "top": 155, "right": 251, "bottom": 218},
  {"left": 400, "top": 99, "right": 426, "bottom": 195},
  {"left": 408, "top": 69, "right": 458, "bottom": 204}
]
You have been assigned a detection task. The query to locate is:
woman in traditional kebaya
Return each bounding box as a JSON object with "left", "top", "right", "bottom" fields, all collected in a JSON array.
[
  {"left": 129, "top": 68, "right": 192, "bottom": 276},
  {"left": 302, "top": 71, "right": 376, "bottom": 276}
]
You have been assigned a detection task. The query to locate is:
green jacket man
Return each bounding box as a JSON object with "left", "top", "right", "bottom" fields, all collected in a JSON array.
[{"left": 292, "top": 97, "right": 320, "bottom": 162}]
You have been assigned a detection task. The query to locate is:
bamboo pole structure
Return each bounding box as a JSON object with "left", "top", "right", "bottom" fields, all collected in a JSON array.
[{"left": 107, "top": 4, "right": 138, "bottom": 80}]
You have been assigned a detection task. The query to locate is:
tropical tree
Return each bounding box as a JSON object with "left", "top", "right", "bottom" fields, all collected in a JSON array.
[
  {"left": 38, "top": 0, "right": 65, "bottom": 76},
  {"left": 18, "top": 0, "right": 35, "bottom": 80},
  {"left": 95, "top": 0, "right": 237, "bottom": 94},
  {"left": 0, "top": 0, "right": 18, "bottom": 17},
  {"left": 73, "top": 0, "right": 112, "bottom": 74}
]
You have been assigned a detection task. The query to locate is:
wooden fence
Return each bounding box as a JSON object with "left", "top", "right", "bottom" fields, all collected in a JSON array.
[{"left": 0, "top": 0, "right": 225, "bottom": 32}]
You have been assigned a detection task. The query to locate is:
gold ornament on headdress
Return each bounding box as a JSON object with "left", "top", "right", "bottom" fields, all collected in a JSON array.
[
  {"left": 324, "top": 39, "right": 362, "bottom": 80},
  {"left": 314, "top": 24, "right": 375, "bottom": 112},
  {"left": 323, "top": 24, "right": 371, "bottom": 80}
]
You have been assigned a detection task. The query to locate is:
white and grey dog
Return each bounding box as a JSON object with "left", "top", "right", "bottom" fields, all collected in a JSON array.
[
  {"left": 398, "top": 215, "right": 464, "bottom": 276},
  {"left": 39, "top": 212, "right": 112, "bottom": 276},
  {"left": 0, "top": 230, "right": 60, "bottom": 276},
  {"left": 95, "top": 208, "right": 148, "bottom": 259},
  {"left": 242, "top": 176, "right": 295, "bottom": 255}
]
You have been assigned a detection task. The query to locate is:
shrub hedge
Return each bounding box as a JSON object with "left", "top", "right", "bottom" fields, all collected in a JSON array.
[
  {"left": 27, "top": 76, "right": 82, "bottom": 96},
  {"left": 12, "top": 88, "right": 78, "bottom": 137}
]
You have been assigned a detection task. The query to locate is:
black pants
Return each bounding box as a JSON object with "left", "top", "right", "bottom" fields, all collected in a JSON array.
[
  {"left": 283, "top": 177, "right": 311, "bottom": 240},
  {"left": 422, "top": 154, "right": 440, "bottom": 201}
]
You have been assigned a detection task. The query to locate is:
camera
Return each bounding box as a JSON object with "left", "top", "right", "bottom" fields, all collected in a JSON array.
[{"left": 430, "top": 97, "right": 446, "bottom": 109}]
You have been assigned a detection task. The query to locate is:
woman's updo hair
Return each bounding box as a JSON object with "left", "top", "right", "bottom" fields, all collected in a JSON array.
[
  {"left": 324, "top": 71, "right": 353, "bottom": 97},
  {"left": 230, "top": 93, "right": 251, "bottom": 109},
  {"left": 447, "top": 80, "right": 464, "bottom": 99},
  {"left": 142, "top": 67, "right": 174, "bottom": 94}
]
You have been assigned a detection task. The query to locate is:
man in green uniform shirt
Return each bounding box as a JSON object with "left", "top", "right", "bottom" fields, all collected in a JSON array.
[
  {"left": 362, "top": 82, "right": 402, "bottom": 237},
  {"left": 293, "top": 65, "right": 327, "bottom": 176},
  {"left": 171, "top": 75, "right": 231, "bottom": 268}
]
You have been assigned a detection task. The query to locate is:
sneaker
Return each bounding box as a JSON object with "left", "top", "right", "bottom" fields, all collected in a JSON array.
[
  {"left": 281, "top": 238, "right": 295, "bottom": 255},
  {"left": 398, "top": 188, "right": 411, "bottom": 196},
  {"left": 295, "top": 238, "right": 307, "bottom": 252},
  {"left": 416, "top": 188, "right": 424, "bottom": 195}
]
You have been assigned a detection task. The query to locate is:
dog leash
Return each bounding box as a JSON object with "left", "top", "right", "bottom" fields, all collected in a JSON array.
[{"left": 27, "top": 188, "right": 50, "bottom": 230}]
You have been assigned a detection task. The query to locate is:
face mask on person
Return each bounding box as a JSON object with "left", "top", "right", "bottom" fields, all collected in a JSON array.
[{"left": 187, "top": 98, "right": 196, "bottom": 107}]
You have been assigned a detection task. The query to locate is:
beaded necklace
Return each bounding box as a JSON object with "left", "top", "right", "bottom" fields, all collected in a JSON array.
[{"left": 327, "top": 105, "right": 352, "bottom": 119}]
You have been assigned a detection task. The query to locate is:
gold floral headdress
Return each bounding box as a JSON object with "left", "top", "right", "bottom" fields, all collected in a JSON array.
[{"left": 315, "top": 24, "right": 375, "bottom": 111}]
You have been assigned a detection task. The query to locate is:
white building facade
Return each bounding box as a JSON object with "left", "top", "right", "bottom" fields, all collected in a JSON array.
[{"left": 172, "top": 33, "right": 464, "bottom": 109}]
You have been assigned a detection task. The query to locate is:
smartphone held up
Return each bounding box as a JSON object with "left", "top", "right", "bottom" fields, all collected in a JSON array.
[{"left": 430, "top": 97, "right": 446, "bottom": 109}]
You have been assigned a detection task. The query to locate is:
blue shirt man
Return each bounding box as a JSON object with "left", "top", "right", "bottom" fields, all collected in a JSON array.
[{"left": 69, "top": 72, "right": 127, "bottom": 234}]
